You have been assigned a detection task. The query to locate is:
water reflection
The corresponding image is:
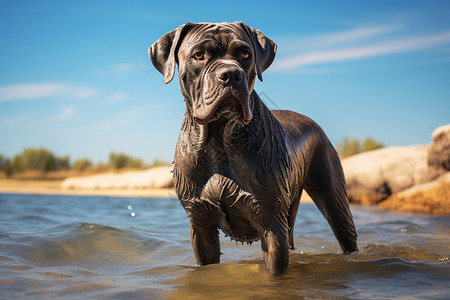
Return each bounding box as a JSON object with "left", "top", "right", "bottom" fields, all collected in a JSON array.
[{"left": 0, "top": 194, "right": 449, "bottom": 299}]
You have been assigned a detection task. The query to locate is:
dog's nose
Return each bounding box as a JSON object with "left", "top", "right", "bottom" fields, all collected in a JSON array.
[{"left": 216, "top": 67, "right": 243, "bottom": 84}]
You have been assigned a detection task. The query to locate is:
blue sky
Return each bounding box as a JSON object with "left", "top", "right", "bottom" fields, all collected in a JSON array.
[{"left": 1, "top": 0, "right": 449, "bottom": 163}]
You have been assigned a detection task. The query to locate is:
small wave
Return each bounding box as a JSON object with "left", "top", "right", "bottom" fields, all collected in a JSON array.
[
  {"left": 2, "top": 223, "right": 169, "bottom": 269},
  {"left": 359, "top": 243, "right": 449, "bottom": 263}
]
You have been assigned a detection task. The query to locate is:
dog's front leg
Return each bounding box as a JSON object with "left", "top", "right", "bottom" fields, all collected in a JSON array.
[
  {"left": 189, "top": 222, "right": 220, "bottom": 266},
  {"left": 260, "top": 221, "right": 289, "bottom": 276}
]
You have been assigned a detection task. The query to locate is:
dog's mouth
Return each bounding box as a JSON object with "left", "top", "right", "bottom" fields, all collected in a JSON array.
[{"left": 193, "top": 92, "right": 253, "bottom": 126}]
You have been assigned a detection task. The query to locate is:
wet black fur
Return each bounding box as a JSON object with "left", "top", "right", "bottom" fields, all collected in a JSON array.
[{"left": 149, "top": 22, "right": 358, "bottom": 275}]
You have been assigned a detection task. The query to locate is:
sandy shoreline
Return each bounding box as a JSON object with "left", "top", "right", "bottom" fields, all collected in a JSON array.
[
  {"left": 0, "top": 179, "right": 315, "bottom": 203},
  {"left": 0, "top": 179, "right": 176, "bottom": 199}
]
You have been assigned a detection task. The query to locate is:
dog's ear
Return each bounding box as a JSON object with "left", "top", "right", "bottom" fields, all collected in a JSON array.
[
  {"left": 149, "top": 23, "right": 194, "bottom": 84},
  {"left": 240, "top": 23, "right": 277, "bottom": 82}
]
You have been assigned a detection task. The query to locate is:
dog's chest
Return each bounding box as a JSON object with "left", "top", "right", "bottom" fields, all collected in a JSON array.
[{"left": 201, "top": 174, "right": 261, "bottom": 243}]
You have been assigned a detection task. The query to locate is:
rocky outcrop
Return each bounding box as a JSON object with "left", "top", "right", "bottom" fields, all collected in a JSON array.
[
  {"left": 379, "top": 172, "right": 450, "bottom": 215},
  {"left": 342, "top": 123, "right": 449, "bottom": 215},
  {"left": 342, "top": 145, "right": 429, "bottom": 205},
  {"left": 428, "top": 124, "right": 450, "bottom": 177},
  {"left": 61, "top": 166, "right": 173, "bottom": 190}
]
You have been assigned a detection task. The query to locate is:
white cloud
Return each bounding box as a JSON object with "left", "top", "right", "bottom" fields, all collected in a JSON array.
[
  {"left": 106, "top": 92, "right": 127, "bottom": 103},
  {"left": 113, "top": 63, "right": 141, "bottom": 72},
  {"left": 0, "top": 83, "right": 65, "bottom": 101},
  {"left": 272, "top": 30, "right": 450, "bottom": 71},
  {"left": 0, "top": 82, "right": 97, "bottom": 102},
  {"left": 96, "top": 63, "right": 148, "bottom": 77},
  {"left": 278, "top": 25, "right": 400, "bottom": 53},
  {"left": 315, "top": 26, "right": 400, "bottom": 47},
  {"left": 69, "top": 86, "right": 97, "bottom": 99},
  {"left": 53, "top": 105, "right": 76, "bottom": 122}
]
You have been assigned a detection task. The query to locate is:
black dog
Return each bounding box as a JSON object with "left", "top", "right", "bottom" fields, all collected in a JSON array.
[{"left": 149, "top": 22, "right": 357, "bottom": 275}]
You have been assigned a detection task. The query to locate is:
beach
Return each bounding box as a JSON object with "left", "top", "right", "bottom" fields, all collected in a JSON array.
[
  {"left": 0, "top": 178, "right": 317, "bottom": 204},
  {"left": 0, "top": 178, "right": 175, "bottom": 198}
]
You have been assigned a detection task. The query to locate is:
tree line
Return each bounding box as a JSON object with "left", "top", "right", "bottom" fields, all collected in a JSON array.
[
  {"left": 0, "top": 148, "right": 168, "bottom": 177},
  {"left": 0, "top": 137, "right": 382, "bottom": 176},
  {"left": 336, "top": 137, "right": 384, "bottom": 158}
]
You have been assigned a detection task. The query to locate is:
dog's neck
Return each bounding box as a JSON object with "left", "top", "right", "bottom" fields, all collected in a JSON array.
[
  {"left": 182, "top": 91, "right": 264, "bottom": 148},
  {"left": 175, "top": 90, "right": 291, "bottom": 200},
  {"left": 180, "top": 90, "right": 289, "bottom": 167}
]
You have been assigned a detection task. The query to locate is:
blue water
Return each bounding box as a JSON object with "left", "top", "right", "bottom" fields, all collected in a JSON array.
[{"left": 0, "top": 193, "right": 449, "bottom": 299}]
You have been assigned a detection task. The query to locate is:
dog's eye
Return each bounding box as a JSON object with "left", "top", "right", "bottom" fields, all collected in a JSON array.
[
  {"left": 241, "top": 51, "right": 250, "bottom": 60},
  {"left": 193, "top": 52, "right": 205, "bottom": 61}
]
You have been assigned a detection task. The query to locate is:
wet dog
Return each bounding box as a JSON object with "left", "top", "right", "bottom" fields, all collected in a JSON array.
[{"left": 149, "top": 22, "right": 358, "bottom": 275}]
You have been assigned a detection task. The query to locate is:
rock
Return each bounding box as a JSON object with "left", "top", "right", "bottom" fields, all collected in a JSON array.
[
  {"left": 379, "top": 172, "right": 450, "bottom": 215},
  {"left": 428, "top": 124, "right": 450, "bottom": 178},
  {"left": 62, "top": 166, "right": 173, "bottom": 190},
  {"left": 342, "top": 145, "right": 430, "bottom": 205}
]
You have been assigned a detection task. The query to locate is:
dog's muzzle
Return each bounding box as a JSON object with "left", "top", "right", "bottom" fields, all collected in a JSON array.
[{"left": 193, "top": 63, "right": 253, "bottom": 126}]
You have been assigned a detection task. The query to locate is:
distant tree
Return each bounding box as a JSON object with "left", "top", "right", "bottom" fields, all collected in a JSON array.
[
  {"left": 72, "top": 158, "right": 93, "bottom": 172},
  {"left": 57, "top": 155, "right": 70, "bottom": 170},
  {"left": 3, "top": 159, "right": 13, "bottom": 176},
  {"left": 11, "top": 148, "right": 70, "bottom": 173},
  {"left": 13, "top": 148, "right": 57, "bottom": 172},
  {"left": 1, "top": 154, "right": 14, "bottom": 176},
  {"left": 95, "top": 162, "right": 109, "bottom": 172},
  {"left": 337, "top": 137, "right": 361, "bottom": 158},
  {"left": 108, "top": 152, "right": 142, "bottom": 169},
  {"left": 0, "top": 154, "right": 4, "bottom": 170},
  {"left": 337, "top": 137, "right": 384, "bottom": 158},
  {"left": 362, "top": 138, "right": 384, "bottom": 152}
]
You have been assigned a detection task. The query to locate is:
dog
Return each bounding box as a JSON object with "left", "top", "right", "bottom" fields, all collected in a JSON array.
[{"left": 149, "top": 22, "right": 358, "bottom": 275}]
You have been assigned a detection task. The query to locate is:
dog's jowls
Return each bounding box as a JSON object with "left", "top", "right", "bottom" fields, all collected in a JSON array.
[{"left": 149, "top": 22, "right": 358, "bottom": 275}]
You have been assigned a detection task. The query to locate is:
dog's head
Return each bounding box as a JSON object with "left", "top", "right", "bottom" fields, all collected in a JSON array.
[{"left": 149, "top": 22, "right": 277, "bottom": 126}]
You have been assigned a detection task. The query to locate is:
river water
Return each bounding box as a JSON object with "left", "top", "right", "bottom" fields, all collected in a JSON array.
[{"left": 0, "top": 193, "right": 449, "bottom": 299}]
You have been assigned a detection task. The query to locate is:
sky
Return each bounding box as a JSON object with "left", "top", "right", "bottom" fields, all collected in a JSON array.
[{"left": 1, "top": 0, "right": 449, "bottom": 163}]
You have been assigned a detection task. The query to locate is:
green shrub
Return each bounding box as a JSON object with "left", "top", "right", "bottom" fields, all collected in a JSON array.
[
  {"left": 337, "top": 137, "right": 384, "bottom": 158},
  {"left": 108, "top": 152, "right": 142, "bottom": 169},
  {"left": 72, "top": 158, "right": 93, "bottom": 172},
  {"left": 10, "top": 148, "right": 70, "bottom": 173},
  {"left": 362, "top": 138, "right": 384, "bottom": 152}
]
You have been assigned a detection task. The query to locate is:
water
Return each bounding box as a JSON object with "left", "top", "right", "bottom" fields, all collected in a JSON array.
[{"left": 0, "top": 193, "right": 449, "bottom": 299}]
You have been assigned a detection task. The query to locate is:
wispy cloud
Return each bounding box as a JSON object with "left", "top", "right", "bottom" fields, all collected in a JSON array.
[
  {"left": 53, "top": 105, "right": 76, "bottom": 122},
  {"left": 272, "top": 28, "right": 450, "bottom": 71},
  {"left": 278, "top": 25, "right": 400, "bottom": 53},
  {"left": 96, "top": 63, "right": 148, "bottom": 77},
  {"left": 106, "top": 92, "right": 127, "bottom": 103},
  {"left": 0, "top": 82, "right": 97, "bottom": 102}
]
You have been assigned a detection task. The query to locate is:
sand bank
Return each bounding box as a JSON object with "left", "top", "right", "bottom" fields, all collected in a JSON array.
[
  {"left": 0, "top": 178, "right": 314, "bottom": 203},
  {"left": 0, "top": 179, "right": 175, "bottom": 198}
]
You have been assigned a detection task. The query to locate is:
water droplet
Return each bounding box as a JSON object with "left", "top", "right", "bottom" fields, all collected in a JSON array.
[
  {"left": 131, "top": 212, "right": 136, "bottom": 217},
  {"left": 127, "top": 205, "right": 132, "bottom": 210}
]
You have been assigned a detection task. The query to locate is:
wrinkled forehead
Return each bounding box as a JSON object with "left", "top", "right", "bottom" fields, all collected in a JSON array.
[{"left": 181, "top": 22, "right": 251, "bottom": 52}]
